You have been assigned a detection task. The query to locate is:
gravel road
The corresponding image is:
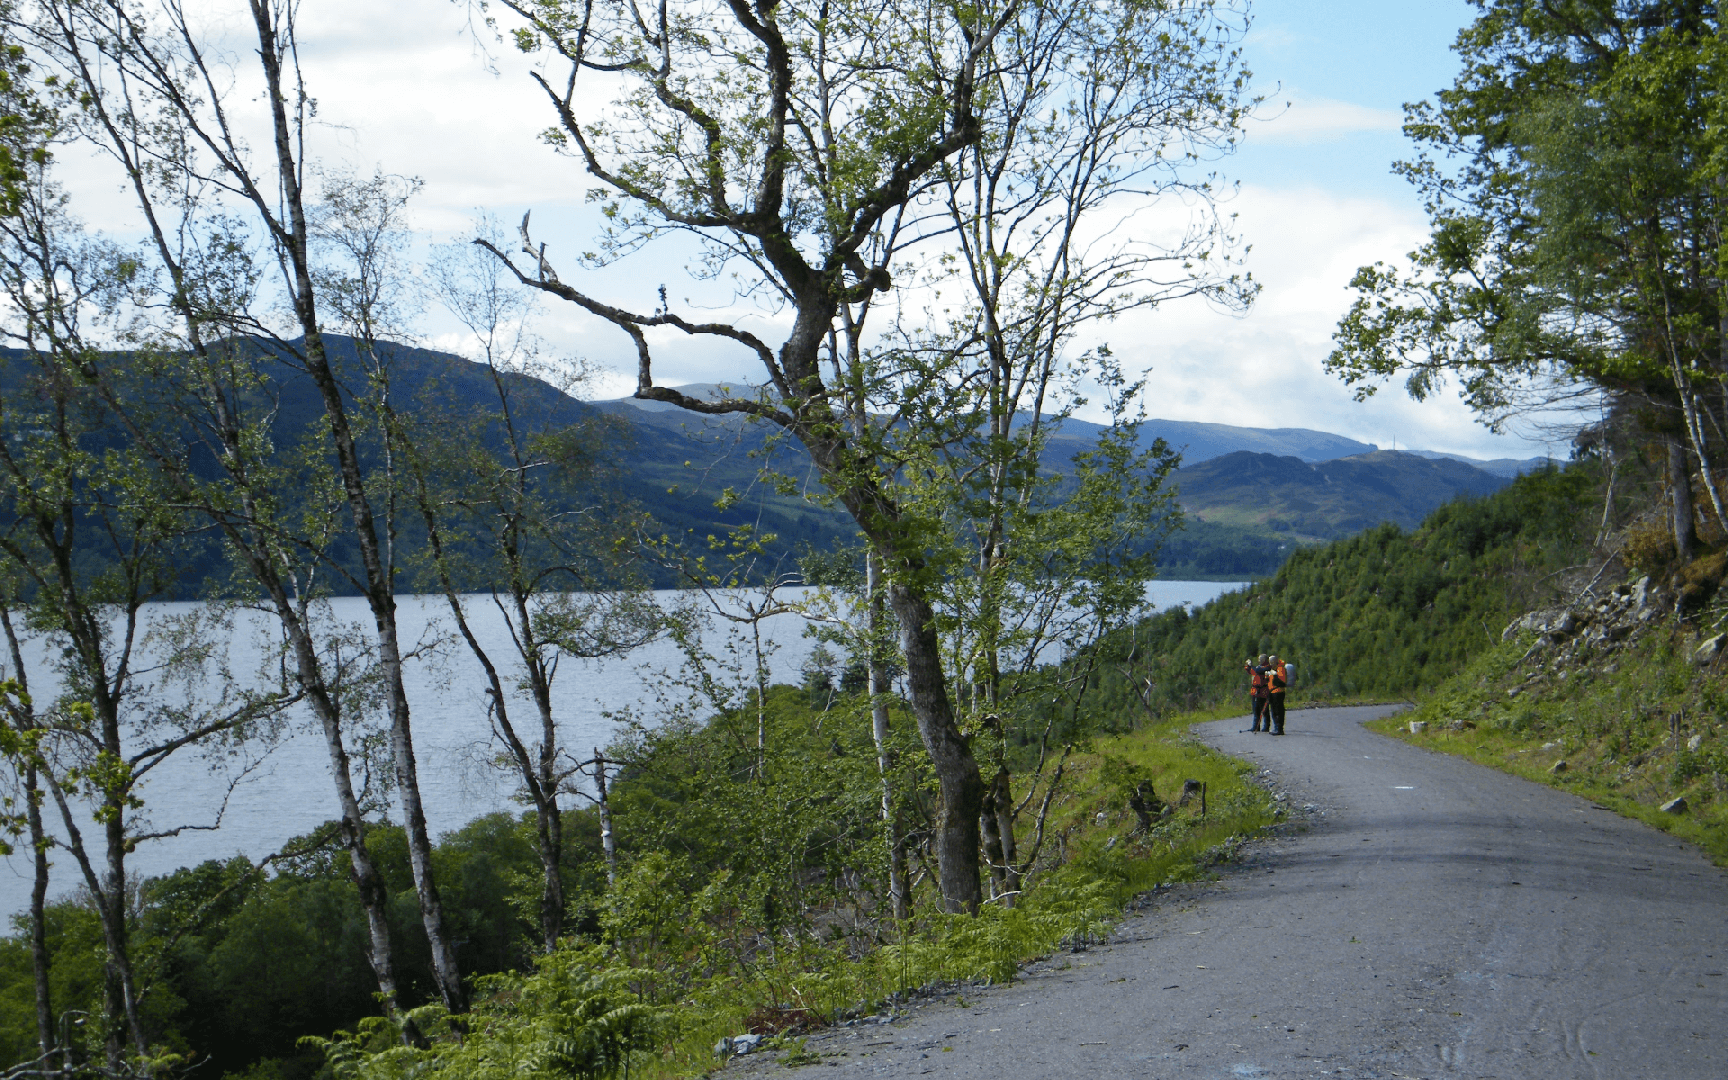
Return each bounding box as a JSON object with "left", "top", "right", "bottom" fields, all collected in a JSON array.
[{"left": 729, "top": 703, "right": 1728, "bottom": 1079}]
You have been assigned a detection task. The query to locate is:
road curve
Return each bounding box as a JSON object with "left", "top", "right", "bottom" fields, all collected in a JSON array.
[{"left": 742, "top": 704, "right": 1728, "bottom": 1079}]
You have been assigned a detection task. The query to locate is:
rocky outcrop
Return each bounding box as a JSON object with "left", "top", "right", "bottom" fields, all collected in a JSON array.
[{"left": 1501, "top": 576, "right": 1686, "bottom": 669}]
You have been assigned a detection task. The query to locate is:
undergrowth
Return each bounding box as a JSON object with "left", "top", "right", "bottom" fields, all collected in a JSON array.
[{"left": 311, "top": 710, "right": 1275, "bottom": 1079}]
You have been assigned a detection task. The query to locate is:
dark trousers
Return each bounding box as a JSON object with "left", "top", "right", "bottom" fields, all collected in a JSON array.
[
  {"left": 1269, "top": 693, "right": 1286, "bottom": 734},
  {"left": 1251, "top": 694, "right": 1268, "bottom": 730}
]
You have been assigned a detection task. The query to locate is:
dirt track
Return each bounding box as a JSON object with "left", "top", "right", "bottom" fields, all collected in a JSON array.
[{"left": 730, "top": 704, "right": 1728, "bottom": 1079}]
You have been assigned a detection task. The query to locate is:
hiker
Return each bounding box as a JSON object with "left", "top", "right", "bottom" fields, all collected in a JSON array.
[
  {"left": 1244, "top": 654, "right": 1270, "bottom": 732},
  {"left": 1267, "top": 654, "right": 1288, "bottom": 735}
]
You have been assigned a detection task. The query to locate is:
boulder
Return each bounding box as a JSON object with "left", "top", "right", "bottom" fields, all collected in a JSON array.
[
  {"left": 1688, "top": 734, "right": 1705, "bottom": 753},
  {"left": 716, "top": 1033, "right": 765, "bottom": 1058},
  {"left": 1694, "top": 635, "right": 1725, "bottom": 666},
  {"left": 1660, "top": 797, "right": 1689, "bottom": 815},
  {"left": 1502, "top": 612, "right": 1544, "bottom": 642},
  {"left": 1548, "top": 760, "right": 1567, "bottom": 774},
  {"left": 1408, "top": 721, "right": 1427, "bottom": 735},
  {"left": 1633, "top": 575, "right": 1651, "bottom": 609}
]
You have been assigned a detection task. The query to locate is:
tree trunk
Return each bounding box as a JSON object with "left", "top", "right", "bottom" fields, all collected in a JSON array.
[
  {"left": 1671, "top": 435, "right": 1697, "bottom": 563},
  {"left": 594, "top": 750, "right": 617, "bottom": 886},
  {"left": 885, "top": 584, "right": 983, "bottom": 913},
  {"left": 993, "top": 768, "right": 1019, "bottom": 901},
  {"left": 865, "top": 554, "right": 909, "bottom": 921},
  {"left": 25, "top": 762, "right": 52, "bottom": 1066},
  {"left": 979, "top": 772, "right": 1008, "bottom": 901},
  {"left": 249, "top": 0, "right": 465, "bottom": 1014}
]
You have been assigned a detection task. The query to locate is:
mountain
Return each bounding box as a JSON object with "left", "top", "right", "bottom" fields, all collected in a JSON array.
[
  {"left": 605, "top": 396, "right": 1383, "bottom": 466},
  {"left": 1405, "top": 449, "right": 1554, "bottom": 478},
  {"left": 1170, "top": 449, "right": 1517, "bottom": 543},
  {"left": 0, "top": 339, "right": 1541, "bottom": 590}
]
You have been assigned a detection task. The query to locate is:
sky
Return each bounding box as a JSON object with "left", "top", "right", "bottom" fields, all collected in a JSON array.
[{"left": 59, "top": 0, "right": 1571, "bottom": 461}]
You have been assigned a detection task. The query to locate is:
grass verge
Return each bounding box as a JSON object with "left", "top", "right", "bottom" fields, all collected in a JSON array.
[{"left": 652, "top": 710, "right": 1276, "bottom": 1077}]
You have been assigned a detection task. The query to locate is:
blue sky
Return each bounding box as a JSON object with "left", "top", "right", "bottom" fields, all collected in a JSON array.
[{"left": 1236, "top": 0, "right": 1478, "bottom": 200}]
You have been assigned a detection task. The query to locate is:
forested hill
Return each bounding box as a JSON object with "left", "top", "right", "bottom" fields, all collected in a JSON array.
[
  {"left": 1172, "top": 449, "right": 1518, "bottom": 543},
  {"left": 1081, "top": 462, "right": 1600, "bottom": 725},
  {"left": 0, "top": 338, "right": 1541, "bottom": 588}
]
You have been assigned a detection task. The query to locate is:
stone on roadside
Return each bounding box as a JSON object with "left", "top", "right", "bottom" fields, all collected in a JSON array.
[
  {"left": 1549, "top": 760, "right": 1567, "bottom": 774},
  {"left": 1660, "top": 797, "right": 1688, "bottom": 814},
  {"left": 716, "top": 1034, "right": 765, "bottom": 1058},
  {"left": 1409, "top": 721, "right": 1427, "bottom": 734}
]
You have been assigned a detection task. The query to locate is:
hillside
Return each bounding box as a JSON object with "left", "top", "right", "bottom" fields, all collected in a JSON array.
[
  {"left": 1073, "top": 463, "right": 1599, "bottom": 728},
  {"left": 601, "top": 396, "right": 1531, "bottom": 577},
  {"left": 2, "top": 338, "right": 1549, "bottom": 590},
  {"left": 1170, "top": 449, "right": 1515, "bottom": 543}
]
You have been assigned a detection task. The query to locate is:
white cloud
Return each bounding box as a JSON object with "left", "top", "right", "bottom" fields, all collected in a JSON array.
[
  {"left": 1243, "top": 94, "right": 1405, "bottom": 145},
  {"left": 1090, "top": 184, "right": 1562, "bottom": 460},
  {"left": 36, "top": 1, "right": 1556, "bottom": 461}
]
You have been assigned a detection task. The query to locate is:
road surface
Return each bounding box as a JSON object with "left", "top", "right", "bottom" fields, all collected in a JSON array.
[{"left": 737, "top": 704, "right": 1728, "bottom": 1079}]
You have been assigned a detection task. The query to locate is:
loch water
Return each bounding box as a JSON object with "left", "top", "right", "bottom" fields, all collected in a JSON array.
[{"left": 0, "top": 580, "right": 1244, "bottom": 916}]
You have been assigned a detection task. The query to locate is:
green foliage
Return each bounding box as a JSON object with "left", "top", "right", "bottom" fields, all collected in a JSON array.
[
  {"left": 304, "top": 948, "right": 665, "bottom": 1080},
  {"left": 308, "top": 705, "right": 1273, "bottom": 1080},
  {"left": 1075, "top": 463, "right": 1598, "bottom": 729}
]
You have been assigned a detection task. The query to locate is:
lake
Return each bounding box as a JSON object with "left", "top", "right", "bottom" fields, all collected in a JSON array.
[{"left": 0, "top": 580, "right": 1244, "bottom": 916}]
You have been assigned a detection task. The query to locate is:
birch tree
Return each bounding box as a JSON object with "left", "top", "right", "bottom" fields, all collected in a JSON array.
[
  {"left": 12, "top": 0, "right": 467, "bottom": 1015},
  {"left": 481, "top": 0, "right": 1255, "bottom": 909}
]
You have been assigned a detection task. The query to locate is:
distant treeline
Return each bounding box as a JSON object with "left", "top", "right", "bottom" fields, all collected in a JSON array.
[{"left": 1079, "top": 464, "right": 1600, "bottom": 725}]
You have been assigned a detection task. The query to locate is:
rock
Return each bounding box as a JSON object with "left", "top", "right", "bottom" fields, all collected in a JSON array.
[
  {"left": 1688, "top": 734, "right": 1705, "bottom": 752},
  {"left": 1549, "top": 760, "right": 1567, "bottom": 774},
  {"left": 716, "top": 1033, "right": 765, "bottom": 1058},
  {"left": 1095, "top": 811, "right": 1108, "bottom": 825},
  {"left": 1301, "top": 803, "right": 1317, "bottom": 813},
  {"left": 1660, "top": 797, "right": 1688, "bottom": 814},
  {"left": 1506, "top": 687, "right": 1522, "bottom": 698},
  {"left": 1502, "top": 612, "right": 1544, "bottom": 642},
  {"left": 1541, "top": 741, "right": 1561, "bottom": 751},
  {"left": 1408, "top": 721, "right": 1427, "bottom": 734},
  {"left": 1695, "top": 635, "right": 1725, "bottom": 665},
  {"left": 1634, "top": 575, "right": 1651, "bottom": 608},
  {"left": 1176, "top": 779, "right": 1204, "bottom": 807},
  {"left": 1105, "top": 835, "right": 1118, "bottom": 850},
  {"left": 1555, "top": 611, "right": 1578, "bottom": 635}
]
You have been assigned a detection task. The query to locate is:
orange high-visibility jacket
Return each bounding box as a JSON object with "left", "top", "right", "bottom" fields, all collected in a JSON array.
[
  {"left": 1246, "top": 662, "right": 1267, "bottom": 692},
  {"left": 1268, "top": 663, "right": 1287, "bottom": 695}
]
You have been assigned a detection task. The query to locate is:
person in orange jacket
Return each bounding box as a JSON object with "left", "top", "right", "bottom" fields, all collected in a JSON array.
[
  {"left": 1266, "top": 654, "right": 1288, "bottom": 735},
  {"left": 1244, "top": 654, "right": 1270, "bottom": 732}
]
